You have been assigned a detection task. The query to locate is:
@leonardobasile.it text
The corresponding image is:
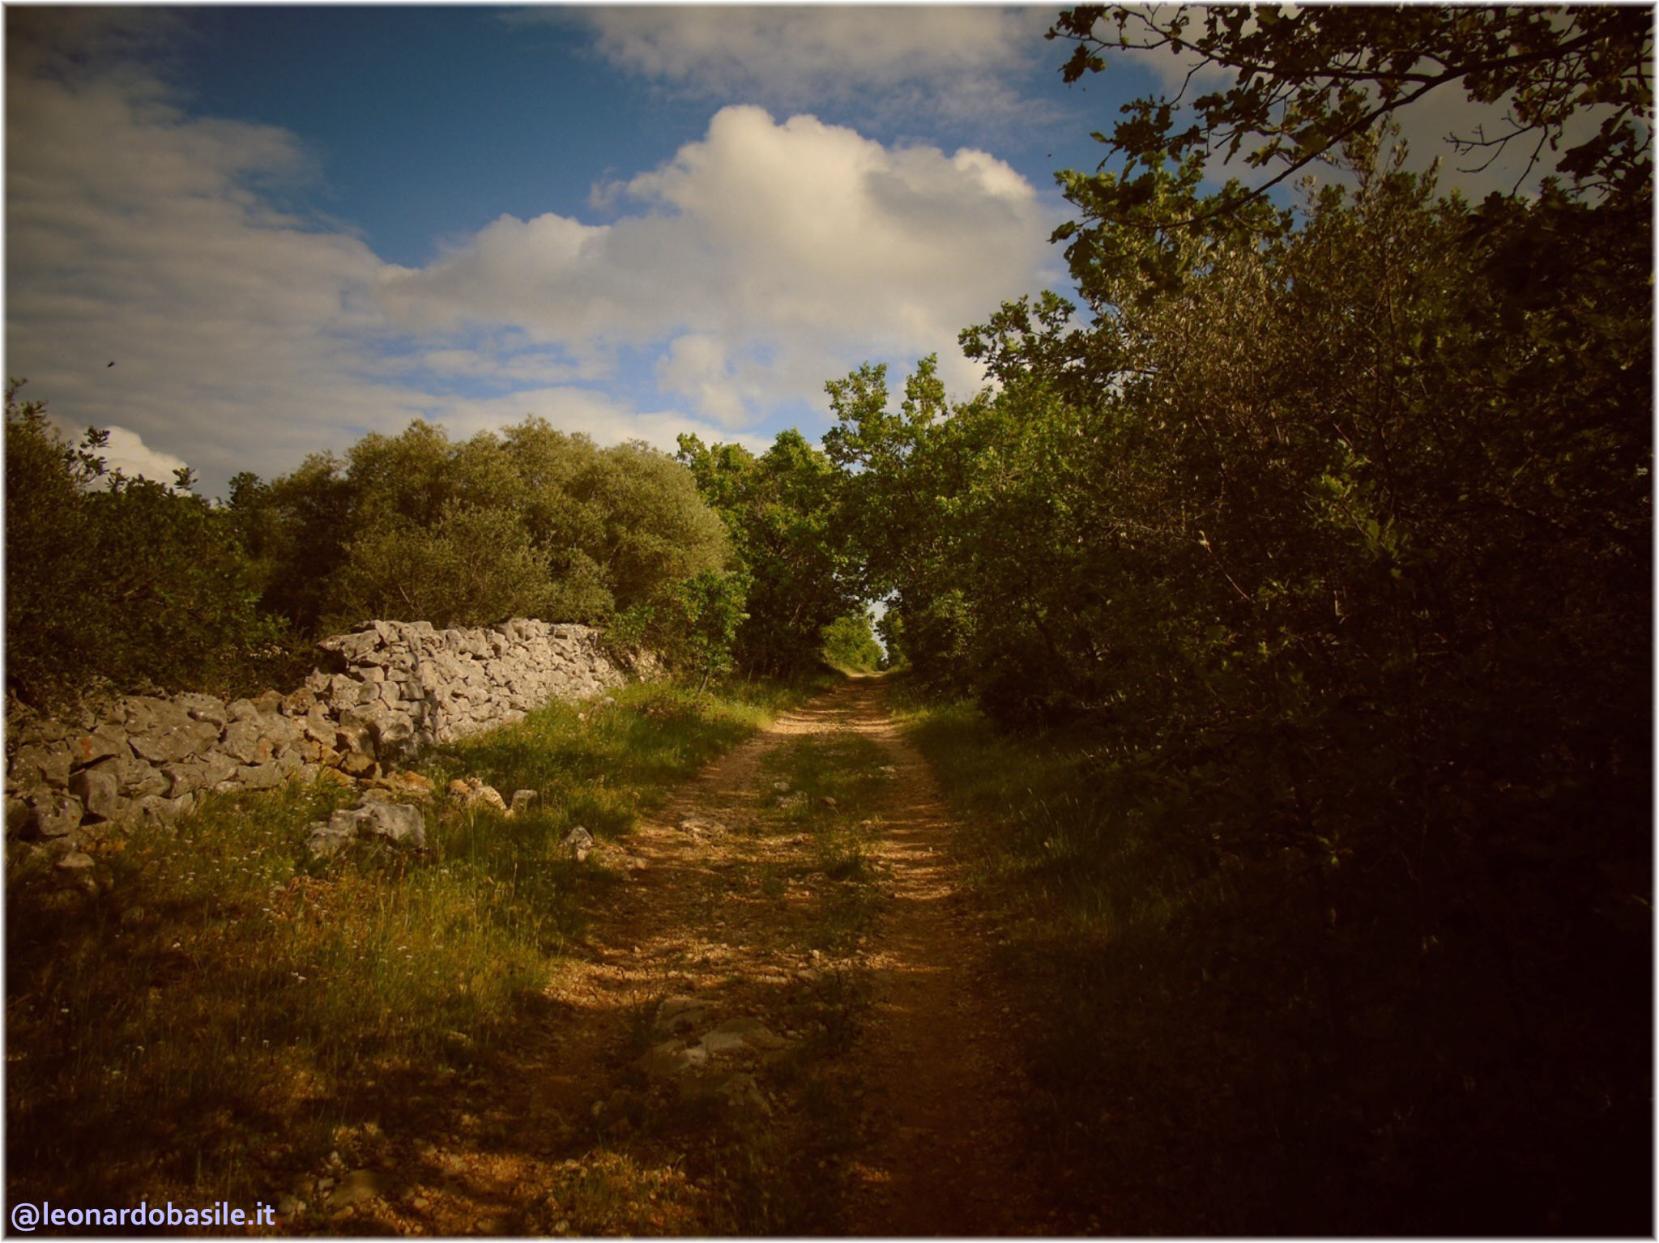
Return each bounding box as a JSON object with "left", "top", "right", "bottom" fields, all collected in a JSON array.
[{"left": 9, "top": 1199, "right": 278, "bottom": 1231}]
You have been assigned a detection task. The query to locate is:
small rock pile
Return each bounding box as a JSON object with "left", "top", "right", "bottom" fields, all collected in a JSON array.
[
  {"left": 303, "top": 800, "right": 428, "bottom": 860},
  {"left": 625, "top": 995, "right": 792, "bottom": 1127},
  {"left": 301, "top": 777, "right": 567, "bottom": 861}
]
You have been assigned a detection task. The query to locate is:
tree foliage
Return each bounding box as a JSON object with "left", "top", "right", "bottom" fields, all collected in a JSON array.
[
  {"left": 7, "top": 402, "right": 740, "bottom": 701},
  {"left": 676, "top": 429, "right": 856, "bottom": 678},
  {"left": 232, "top": 418, "right": 731, "bottom": 640},
  {"left": 1051, "top": 5, "right": 1653, "bottom": 215},
  {"left": 6, "top": 383, "right": 290, "bottom": 707},
  {"left": 820, "top": 611, "right": 884, "bottom": 673}
]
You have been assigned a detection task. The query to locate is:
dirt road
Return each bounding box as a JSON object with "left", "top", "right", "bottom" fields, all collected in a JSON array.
[{"left": 342, "top": 676, "right": 1043, "bottom": 1235}]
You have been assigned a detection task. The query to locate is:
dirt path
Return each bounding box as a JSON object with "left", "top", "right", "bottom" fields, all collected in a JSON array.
[
  {"left": 832, "top": 678, "right": 1039, "bottom": 1235},
  {"left": 343, "top": 676, "right": 1042, "bottom": 1236}
]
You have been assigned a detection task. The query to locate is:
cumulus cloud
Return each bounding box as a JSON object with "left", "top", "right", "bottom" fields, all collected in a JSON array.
[
  {"left": 556, "top": 6, "right": 1059, "bottom": 131},
  {"left": 382, "top": 106, "right": 1058, "bottom": 423},
  {"left": 414, "top": 384, "right": 772, "bottom": 456},
  {"left": 6, "top": 55, "right": 409, "bottom": 488},
  {"left": 74, "top": 424, "right": 190, "bottom": 487},
  {"left": 8, "top": 25, "right": 1056, "bottom": 498}
]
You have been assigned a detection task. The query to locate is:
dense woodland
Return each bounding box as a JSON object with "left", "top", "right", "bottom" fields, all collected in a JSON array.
[{"left": 6, "top": 5, "right": 1651, "bottom": 1232}]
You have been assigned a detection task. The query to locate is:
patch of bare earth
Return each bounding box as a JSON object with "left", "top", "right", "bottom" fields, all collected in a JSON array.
[{"left": 321, "top": 677, "right": 1048, "bottom": 1236}]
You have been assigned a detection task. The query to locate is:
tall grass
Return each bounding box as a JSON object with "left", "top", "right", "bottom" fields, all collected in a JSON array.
[{"left": 6, "top": 676, "right": 814, "bottom": 1208}]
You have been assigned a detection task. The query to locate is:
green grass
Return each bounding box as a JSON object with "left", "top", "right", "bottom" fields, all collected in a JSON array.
[
  {"left": 757, "top": 731, "right": 889, "bottom": 955},
  {"left": 5, "top": 675, "right": 818, "bottom": 1211}
]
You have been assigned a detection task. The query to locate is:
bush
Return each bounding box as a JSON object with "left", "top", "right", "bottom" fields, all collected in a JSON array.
[
  {"left": 5, "top": 383, "right": 291, "bottom": 708},
  {"left": 820, "top": 612, "right": 883, "bottom": 673},
  {"left": 327, "top": 501, "right": 555, "bottom": 631},
  {"left": 233, "top": 419, "right": 732, "bottom": 639}
]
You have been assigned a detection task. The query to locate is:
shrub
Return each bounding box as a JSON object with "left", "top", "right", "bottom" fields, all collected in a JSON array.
[{"left": 5, "top": 383, "right": 290, "bottom": 708}]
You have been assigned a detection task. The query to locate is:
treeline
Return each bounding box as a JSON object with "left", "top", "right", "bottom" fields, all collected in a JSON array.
[{"left": 4, "top": 400, "right": 880, "bottom": 710}]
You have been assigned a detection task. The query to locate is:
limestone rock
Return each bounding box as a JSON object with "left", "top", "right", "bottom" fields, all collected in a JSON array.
[
  {"left": 176, "top": 693, "right": 228, "bottom": 726},
  {"left": 128, "top": 718, "right": 215, "bottom": 766},
  {"left": 69, "top": 765, "right": 121, "bottom": 820},
  {"left": 119, "top": 695, "right": 190, "bottom": 735},
  {"left": 638, "top": 1038, "right": 709, "bottom": 1079},
  {"left": 561, "top": 826, "right": 594, "bottom": 862},
  {"left": 302, "top": 707, "right": 336, "bottom": 745},
  {"left": 256, "top": 710, "right": 301, "bottom": 748},
  {"left": 357, "top": 800, "right": 427, "bottom": 849},
  {"left": 235, "top": 761, "right": 286, "bottom": 791},
  {"left": 305, "top": 799, "right": 427, "bottom": 857},
  {"left": 335, "top": 707, "right": 381, "bottom": 758},
  {"left": 324, "top": 1169, "right": 383, "bottom": 1213},
  {"left": 711, "top": 1071, "right": 771, "bottom": 1121},
  {"left": 701, "top": 1017, "right": 787, "bottom": 1058},
  {"left": 339, "top": 751, "right": 377, "bottom": 779},
  {"left": 68, "top": 726, "right": 128, "bottom": 769},
  {"left": 448, "top": 777, "right": 507, "bottom": 814},
  {"left": 24, "top": 792, "right": 84, "bottom": 838},
  {"left": 318, "top": 629, "right": 366, "bottom": 662},
  {"left": 5, "top": 619, "right": 645, "bottom": 837},
  {"left": 655, "top": 995, "right": 713, "bottom": 1036},
  {"left": 509, "top": 789, "right": 538, "bottom": 816},
  {"left": 383, "top": 770, "right": 434, "bottom": 799},
  {"left": 220, "top": 718, "right": 275, "bottom": 766},
  {"left": 305, "top": 818, "right": 355, "bottom": 860},
  {"left": 107, "top": 752, "right": 168, "bottom": 799},
  {"left": 10, "top": 742, "right": 72, "bottom": 791},
  {"left": 162, "top": 754, "right": 237, "bottom": 799}
]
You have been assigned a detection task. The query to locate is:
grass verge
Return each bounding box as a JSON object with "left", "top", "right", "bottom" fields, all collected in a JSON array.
[
  {"left": 897, "top": 688, "right": 1651, "bottom": 1235},
  {"left": 5, "top": 675, "right": 819, "bottom": 1212}
]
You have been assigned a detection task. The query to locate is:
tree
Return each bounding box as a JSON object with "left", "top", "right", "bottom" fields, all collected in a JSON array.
[
  {"left": 677, "top": 429, "right": 857, "bottom": 677},
  {"left": 1050, "top": 5, "right": 1653, "bottom": 217},
  {"left": 809, "top": 9, "right": 1651, "bottom": 1227},
  {"left": 6, "top": 382, "right": 288, "bottom": 706},
  {"left": 821, "top": 611, "right": 884, "bottom": 674},
  {"left": 241, "top": 418, "right": 730, "bottom": 638},
  {"left": 327, "top": 502, "right": 556, "bottom": 629}
]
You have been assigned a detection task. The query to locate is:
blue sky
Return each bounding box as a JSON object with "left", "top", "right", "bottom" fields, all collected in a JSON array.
[
  {"left": 6, "top": 5, "right": 1565, "bottom": 499},
  {"left": 8, "top": 4, "right": 1159, "bottom": 498}
]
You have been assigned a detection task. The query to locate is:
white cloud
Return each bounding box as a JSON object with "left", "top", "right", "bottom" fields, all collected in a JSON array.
[
  {"left": 382, "top": 105, "right": 1058, "bottom": 413},
  {"left": 6, "top": 60, "right": 406, "bottom": 489},
  {"left": 658, "top": 334, "right": 748, "bottom": 427},
  {"left": 53, "top": 423, "right": 191, "bottom": 487},
  {"left": 416, "top": 384, "right": 772, "bottom": 457},
  {"left": 8, "top": 35, "right": 1056, "bottom": 500},
  {"left": 559, "top": 6, "right": 1058, "bottom": 130}
]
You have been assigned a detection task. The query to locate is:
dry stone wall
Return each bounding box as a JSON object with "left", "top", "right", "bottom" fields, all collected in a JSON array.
[{"left": 5, "top": 618, "right": 641, "bottom": 845}]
